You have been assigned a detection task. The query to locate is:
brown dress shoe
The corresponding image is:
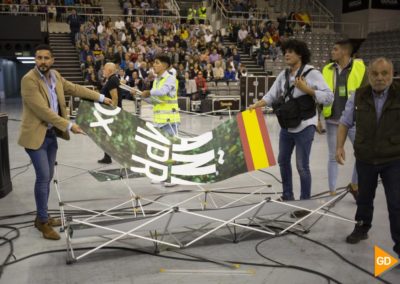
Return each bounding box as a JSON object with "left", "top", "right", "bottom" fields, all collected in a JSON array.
[
  {"left": 48, "top": 217, "right": 62, "bottom": 227},
  {"left": 35, "top": 220, "right": 61, "bottom": 240},
  {"left": 34, "top": 216, "right": 62, "bottom": 227}
]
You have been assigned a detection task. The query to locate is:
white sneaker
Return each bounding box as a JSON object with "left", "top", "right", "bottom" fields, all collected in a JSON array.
[{"left": 163, "top": 182, "right": 177, "bottom": 187}]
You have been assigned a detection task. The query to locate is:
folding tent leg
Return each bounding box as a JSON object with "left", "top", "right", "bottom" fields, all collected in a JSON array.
[{"left": 53, "top": 162, "right": 66, "bottom": 233}]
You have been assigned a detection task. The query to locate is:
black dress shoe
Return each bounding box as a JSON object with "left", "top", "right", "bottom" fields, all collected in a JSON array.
[
  {"left": 346, "top": 225, "right": 369, "bottom": 244},
  {"left": 98, "top": 157, "right": 112, "bottom": 164}
]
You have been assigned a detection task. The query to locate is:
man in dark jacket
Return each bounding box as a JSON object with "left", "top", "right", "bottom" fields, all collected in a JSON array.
[{"left": 336, "top": 57, "right": 400, "bottom": 258}]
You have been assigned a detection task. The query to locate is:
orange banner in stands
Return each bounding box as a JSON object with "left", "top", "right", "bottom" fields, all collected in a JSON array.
[{"left": 237, "top": 109, "right": 276, "bottom": 171}]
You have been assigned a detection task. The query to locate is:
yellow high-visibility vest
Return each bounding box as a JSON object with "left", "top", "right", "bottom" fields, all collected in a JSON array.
[
  {"left": 198, "top": 7, "right": 207, "bottom": 20},
  {"left": 152, "top": 74, "right": 181, "bottom": 124},
  {"left": 322, "top": 59, "right": 366, "bottom": 118},
  {"left": 187, "top": 8, "right": 196, "bottom": 20}
]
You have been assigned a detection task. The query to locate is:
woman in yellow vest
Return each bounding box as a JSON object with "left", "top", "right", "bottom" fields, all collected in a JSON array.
[
  {"left": 141, "top": 54, "right": 180, "bottom": 136},
  {"left": 322, "top": 39, "right": 367, "bottom": 197}
]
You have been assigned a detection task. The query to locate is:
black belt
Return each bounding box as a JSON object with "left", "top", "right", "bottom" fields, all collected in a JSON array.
[{"left": 46, "top": 127, "right": 56, "bottom": 136}]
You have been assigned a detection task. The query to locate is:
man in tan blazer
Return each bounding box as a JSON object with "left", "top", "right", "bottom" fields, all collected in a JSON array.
[{"left": 18, "top": 44, "right": 112, "bottom": 240}]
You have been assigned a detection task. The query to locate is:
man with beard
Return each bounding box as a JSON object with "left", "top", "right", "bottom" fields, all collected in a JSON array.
[{"left": 18, "top": 44, "right": 112, "bottom": 240}]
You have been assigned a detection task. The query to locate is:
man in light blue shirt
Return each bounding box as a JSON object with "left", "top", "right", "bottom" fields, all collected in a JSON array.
[{"left": 250, "top": 39, "right": 333, "bottom": 203}]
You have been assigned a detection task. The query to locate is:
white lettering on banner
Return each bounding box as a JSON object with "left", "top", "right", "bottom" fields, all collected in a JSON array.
[
  {"left": 135, "top": 134, "right": 170, "bottom": 162},
  {"left": 137, "top": 122, "right": 171, "bottom": 145},
  {"left": 89, "top": 103, "right": 121, "bottom": 136},
  {"left": 90, "top": 111, "right": 114, "bottom": 136},
  {"left": 94, "top": 102, "right": 121, "bottom": 116},
  {"left": 171, "top": 150, "right": 216, "bottom": 176},
  {"left": 129, "top": 123, "right": 222, "bottom": 183},
  {"left": 217, "top": 148, "right": 225, "bottom": 164},
  {"left": 131, "top": 155, "right": 168, "bottom": 181},
  {"left": 172, "top": 132, "right": 213, "bottom": 152}
]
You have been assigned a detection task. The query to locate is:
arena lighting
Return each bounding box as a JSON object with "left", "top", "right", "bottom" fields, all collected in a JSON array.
[
  {"left": 17, "top": 56, "right": 34, "bottom": 60},
  {"left": 20, "top": 60, "right": 35, "bottom": 64}
]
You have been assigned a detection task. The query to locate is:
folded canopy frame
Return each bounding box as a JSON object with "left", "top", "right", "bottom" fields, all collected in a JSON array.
[{"left": 52, "top": 163, "right": 355, "bottom": 265}]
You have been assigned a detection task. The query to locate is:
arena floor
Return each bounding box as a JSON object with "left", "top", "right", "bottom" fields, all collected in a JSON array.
[{"left": 0, "top": 98, "right": 398, "bottom": 284}]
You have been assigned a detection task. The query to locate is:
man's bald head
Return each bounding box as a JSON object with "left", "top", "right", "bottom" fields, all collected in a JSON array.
[{"left": 103, "top": 62, "right": 116, "bottom": 78}]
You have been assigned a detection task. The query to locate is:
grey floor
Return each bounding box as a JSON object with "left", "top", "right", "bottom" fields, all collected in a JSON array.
[{"left": 0, "top": 98, "right": 399, "bottom": 284}]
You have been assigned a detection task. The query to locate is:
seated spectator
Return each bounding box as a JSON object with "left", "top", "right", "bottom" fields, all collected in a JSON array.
[
  {"left": 130, "top": 70, "right": 144, "bottom": 91},
  {"left": 104, "top": 46, "right": 115, "bottom": 63},
  {"left": 195, "top": 71, "right": 208, "bottom": 100},
  {"left": 85, "top": 66, "right": 99, "bottom": 87},
  {"left": 238, "top": 64, "right": 248, "bottom": 79},
  {"left": 94, "top": 53, "right": 105, "bottom": 72},
  {"left": 83, "top": 55, "right": 95, "bottom": 80},
  {"left": 92, "top": 43, "right": 103, "bottom": 58},
  {"left": 238, "top": 25, "right": 248, "bottom": 46},
  {"left": 215, "top": 30, "right": 223, "bottom": 43},
  {"left": 182, "top": 71, "right": 196, "bottom": 97},
  {"left": 204, "top": 29, "right": 213, "bottom": 44},
  {"left": 114, "top": 45, "right": 126, "bottom": 66},
  {"left": 89, "top": 33, "right": 100, "bottom": 50},
  {"left": 138, "top": 61, "right": 148, "bottom": 79},
  {"left": 232, "top": 48, "right": 241, "bottom": 68},
  {"left": 125, "top": 61, "right": 136, "bottom": 81},
  {"left": 80, "top": 44, "right": 94, "bottom": 68},
  {"left": 115, "top": 17, "right": 125, "bottom": 30},
  {"left": 204, "top": 63, "right": 214, "bottom": 82},
  {"left": 269, "top": 42, "right": 279, "bottom": 61},
  {"left": 209, "top": 48, "right": 221, "bottom": 65},
  {"left": 117, "top": 68, "right": 130, "bottom": 99},
  {"left": 224, "top": 65, "right": 236, "bottom": 82},
  {"left": 97, "top": 21, "right": 105, "bottom": 34},
  {"left": 213, "top": 60, "right": 225, "bottom": 82}
]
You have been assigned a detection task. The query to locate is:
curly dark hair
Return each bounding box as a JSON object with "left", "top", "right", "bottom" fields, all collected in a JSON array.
[{"left": 281, "top": 39, "right": 311, "bottom": 65}]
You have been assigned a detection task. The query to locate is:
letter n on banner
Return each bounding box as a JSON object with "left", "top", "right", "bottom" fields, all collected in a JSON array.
[{"left": 237, "top": 109, "right": 276, "bottom": 171}]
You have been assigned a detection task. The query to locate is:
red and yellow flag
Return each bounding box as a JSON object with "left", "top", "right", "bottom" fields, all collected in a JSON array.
[{"left": 237, "top": 109, "right": 276, "bottom": 171}]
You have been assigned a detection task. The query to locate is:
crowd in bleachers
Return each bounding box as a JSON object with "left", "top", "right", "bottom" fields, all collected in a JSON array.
[
  {"left": 119, "top": 0, "right": 172, "bottom": 16},
  {"left": 74, "top": 14, "right": 282, "bottom": 99},
  {"left": 0, "top": 0, "right": 102, "bottom": 20}
]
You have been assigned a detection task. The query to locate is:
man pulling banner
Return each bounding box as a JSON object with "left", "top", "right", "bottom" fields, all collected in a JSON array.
[{"left": 76, "top": 100, "right": 275, "bottom": 185}]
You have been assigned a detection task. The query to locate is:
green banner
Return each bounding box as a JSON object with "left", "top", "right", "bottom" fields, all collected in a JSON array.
[{"left": 76, "top": 100, "right": 274, "bottom": 184}]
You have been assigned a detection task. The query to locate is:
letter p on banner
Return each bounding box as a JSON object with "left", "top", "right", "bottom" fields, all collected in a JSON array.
[{"left": 374, "top": 245, "right": 398, "bottom": 277}]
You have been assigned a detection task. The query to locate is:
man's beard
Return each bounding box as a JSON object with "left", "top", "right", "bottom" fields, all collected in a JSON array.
[{"left": 37, "top": 64, "right": 51, "bottom": 74}]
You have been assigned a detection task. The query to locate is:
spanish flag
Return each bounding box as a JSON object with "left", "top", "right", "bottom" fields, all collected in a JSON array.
[{"left": 237, "top": 109, "right": 276, "bottom": 171}]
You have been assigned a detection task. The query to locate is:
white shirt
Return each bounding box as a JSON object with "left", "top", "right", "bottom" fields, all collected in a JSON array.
[
  {"left": 262, "top": 65, "right": 334, "bottom": 133},
  {"left": 115, "top": 20, "right": 125, "bottom": 30}
]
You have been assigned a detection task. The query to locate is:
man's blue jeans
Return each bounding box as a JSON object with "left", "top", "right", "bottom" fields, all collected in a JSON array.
[
  {"left": 25, "top": 129, "right": 58, "bottom": 223},
  {"left": 278, "top": 125, "right": 315, "bottom": 200},
  {"left": 326, "top": 122, "right": 357, "bottom": 192},
  {"left": 355, "top": 159, "right": 400, "bottom": 257}
]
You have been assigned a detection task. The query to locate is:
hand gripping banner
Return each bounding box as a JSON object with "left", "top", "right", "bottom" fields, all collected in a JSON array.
[{"left": 76, "top": 100, "right": 275, "bottom": 185}]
